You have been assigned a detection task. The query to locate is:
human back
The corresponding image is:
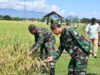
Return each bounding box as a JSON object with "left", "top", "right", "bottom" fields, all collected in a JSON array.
[{"left": 86, "top": 23, "right": 99, "bottom": 39}]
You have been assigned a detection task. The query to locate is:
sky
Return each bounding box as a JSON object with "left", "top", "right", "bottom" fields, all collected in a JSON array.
[{"left": 0, "top": 0, "right": 100, "bottom": 18}]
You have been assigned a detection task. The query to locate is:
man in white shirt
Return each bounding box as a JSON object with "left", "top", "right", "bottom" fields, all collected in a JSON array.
[{"left": 85, "top": 18, "right": 100, "bottom": 58}]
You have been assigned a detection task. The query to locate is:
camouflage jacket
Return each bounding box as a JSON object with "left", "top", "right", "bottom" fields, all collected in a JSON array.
[
  {"left": 32, "top": 27, "right": 56, "bottom": 58},
  {"left": 54, "top": 28, "right": 92, "bottom": 59}
]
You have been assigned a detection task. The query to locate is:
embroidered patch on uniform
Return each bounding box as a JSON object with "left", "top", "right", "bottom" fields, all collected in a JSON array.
[{"left": 73, "top": 31, "right": 78, "bottom": 35}]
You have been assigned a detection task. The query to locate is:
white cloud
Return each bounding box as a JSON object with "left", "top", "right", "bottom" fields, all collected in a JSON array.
[
  {"left": 0, "top": 0, "right": 65, "bottom": 16},
  {"left": 31, "top": 0, "right": 47, "bottom": 11},
  {"left": 50, "top": 5, "right": 65, "bottom": 16},
  {"left": 0, "top": 0, "right": 24, "bottom": 10},
  {"left": 44, "top": 5, "right": 65, "bottom": 16}
]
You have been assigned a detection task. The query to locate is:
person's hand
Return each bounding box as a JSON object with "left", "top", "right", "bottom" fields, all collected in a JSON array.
[
  {"left": 44, "top": 57, "right": 53, "bottom": 62},
  {"left": 87, "top": 38, "right": 91, "bottom": 43},
  {"left": 98, "top": 42, "right": 100, "bottom": 46},
  {"left": 27, "top": 51, "right": 33, "bottom": 56},
  {"left": 85, "top": 37, "right": 91, "bottom": 43}
]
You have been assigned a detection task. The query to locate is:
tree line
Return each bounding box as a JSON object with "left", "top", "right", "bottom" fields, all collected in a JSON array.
[
  {"left": 0, "top": 15, "right": 91, "bottom": 23},
  {"left": 0, "top": 15, "right": 24, "bottom": 21}
]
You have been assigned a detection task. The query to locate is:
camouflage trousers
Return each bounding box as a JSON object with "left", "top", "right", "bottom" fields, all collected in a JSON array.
[{"left": 68, "top": 49, "right": 88, "bottom": 75}]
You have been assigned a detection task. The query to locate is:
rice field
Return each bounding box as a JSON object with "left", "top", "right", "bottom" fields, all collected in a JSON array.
[{"left": 0, "top": 20, "right": 100, "bottom": 75}]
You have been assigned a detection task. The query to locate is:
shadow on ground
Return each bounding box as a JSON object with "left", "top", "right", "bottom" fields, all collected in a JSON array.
[{"left": 87, "top": 73, "right": 98, "bottom": 75}]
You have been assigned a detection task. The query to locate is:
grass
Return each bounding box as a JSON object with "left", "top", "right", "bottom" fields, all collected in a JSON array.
[{"left": 0, "top": 20, "right": 100, "bottom": 75}]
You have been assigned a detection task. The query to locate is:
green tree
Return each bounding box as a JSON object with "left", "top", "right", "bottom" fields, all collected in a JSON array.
[
  {"left": 0, "top": 15, "right": 3, "bottom": 18},
  {"left": 0, "top": 15, "right": 3, "bottom": 19},
  {"left": 65, "top": 18, "right": 70, "bottom": 26},
  {"left": 3, "top": 15, "right": 11, "bottom": 20},
  {"left": 80, "top": 18, "right": 90, "bottom": 23},
  {"left": 12, "top": 17, "right": 23, "bottom": 21},
  {"left": 73, "top": 16, "right": 79, "bottom": 23}
]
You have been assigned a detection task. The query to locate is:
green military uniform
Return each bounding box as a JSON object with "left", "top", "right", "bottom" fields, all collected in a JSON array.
[
  {"left": 54, "top": 28, "right": 92, "bottom": 75},
  {"left": 32, "top": 27, "right": 56, "bottom": 60}
]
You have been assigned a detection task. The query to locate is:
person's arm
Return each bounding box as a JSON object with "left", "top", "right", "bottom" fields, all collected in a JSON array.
[
  {"left": 45, "top": 37, "right": 64, "bottom": 62},
  {"left": 27, "top": 33, "right": 44, "bottom": 56},
  {"left": 84, "top": 24, "right": 92, "bottom": 43},
  {"left": 85, "top": 24, "right": 89, "bottom": 38},
  {"left": 53, "top": 38, "right": 65, "bottom": 60},
  {"left": 46, "top": 43, "right": 64, "bottom": 62},
  {"left": 98, "top": 24, "right": 100, "bottom": 33},
  {"left": 85, "top": 32, "right": 88, "bottom": 38},
  {"left": 99, "top": 32, "right": 100, "bottom": 46},
  {"left": 98, "top": 25, "right": 100, "bottom": 45},
  {"left": 31, "top": 33, "right": 44, "bottom": 53}
]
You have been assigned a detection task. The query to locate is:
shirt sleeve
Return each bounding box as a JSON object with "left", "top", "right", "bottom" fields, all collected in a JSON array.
[
  {"left": 44, "top": 35, "right": 57, "bottom": 58},
  {"left": 53, "top": 39, "right": 64, "bottom": 60},
  {"left": 85, "top": 24, "right": 90, "bottom": 32},
  {"left": 99, "top": 26, "right": 100, "bottom": 32},
  {"left": 97, "top": 24, "right": 100, "bottom": 32},
  {"left": 32, "top": 33, "right": 44, "bottom": 53}
]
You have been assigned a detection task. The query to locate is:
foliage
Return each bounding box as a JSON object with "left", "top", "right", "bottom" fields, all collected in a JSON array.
[
  {"left": 80, "top": 18, "right": 90, "bottom": 23},
  {"left": 0, "top": 15, "right": 3, "bottom": 19},
  {"left": 0, "top": 20, "right": 100, "bottom": 75},
  {"left": 65, "top": 18, "right": 70, "bottom": 26},
  {"left": 73, "top": 16, "right": 79, "bottom": 23},
  {"left": 3, "top": 15, "right": 12, "bottom": 20},
  {"left": 0, "top": 20, "right": 51, "bottom": 75}
]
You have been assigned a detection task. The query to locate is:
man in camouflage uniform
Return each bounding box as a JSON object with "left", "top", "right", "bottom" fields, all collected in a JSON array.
[
  {"left": 27, "top": 25, "right": 56, "bottom": 60},
  {"left": 47, "top": 23, "right": 92, "bottom": 75}
]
